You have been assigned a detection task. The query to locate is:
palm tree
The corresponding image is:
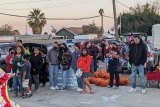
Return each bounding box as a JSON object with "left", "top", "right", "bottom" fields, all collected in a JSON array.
[{"left": 27, "top": 9, "right": 47, "bottom": 34}]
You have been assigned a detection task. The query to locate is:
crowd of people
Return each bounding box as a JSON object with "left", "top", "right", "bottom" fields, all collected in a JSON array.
[{"left": 4, "top": 35, "right": 147, "bottom": 99}]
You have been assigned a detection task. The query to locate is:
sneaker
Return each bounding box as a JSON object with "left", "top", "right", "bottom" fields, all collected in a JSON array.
[
  {"left": 23, "top": 93, "right": 32, "bottom": 98},
  {"left": 114, "top": 86, "right": 119, "bottom": 89},
  {"left": 129, "top": 88, "right": 136, "bottom": 93},
  {"left": 58, "top": 87, "right": 65, "bottom": 91},
  {"left": 141, "top": 89, "right": 146, "bottom": 94},
  {"left": 54, "top": 86, "right": 59, "bottom": 90},
  {"left": 50, "top": 86, "right": 56, "bottom": 90},
  {"left": 76, "top": 88, "right": 83, "bottom": 92},
  {"left": 108, "top": 86, "right": 113, "bottom": 88}
]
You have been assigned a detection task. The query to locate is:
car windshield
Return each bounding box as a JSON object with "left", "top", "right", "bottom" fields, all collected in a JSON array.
[{"left": 0, "top": 47, "right": 8, "bottom": 55}]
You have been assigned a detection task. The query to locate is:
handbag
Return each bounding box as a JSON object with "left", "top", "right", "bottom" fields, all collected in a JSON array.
[{"left": 76, "top": 69, "right": 83, "bottom": 78}]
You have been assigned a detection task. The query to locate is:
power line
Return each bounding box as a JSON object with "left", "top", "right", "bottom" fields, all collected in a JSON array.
[
  {"left": 0, "top": 0, "right": 93, "bottom": 11},
  {"left": 0, "top": 0, "right": 52, "bottom": 5},
  {"left": 103, "top": 15, "right": 113, "bottom": 19},
  {"left": 0, "top": 12, "right": 101, "bottom": 20},
  {"left": 0, "top": 12, "right": 113, "bottom": 20},
  {"left": 115, "top": 0, "right": 130, "bottom": 9},
  {"left": 115, "top": 0, "right": 135, "bottom": 11}
]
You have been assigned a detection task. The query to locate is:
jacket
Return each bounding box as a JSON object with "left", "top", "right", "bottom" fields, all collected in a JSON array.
[
  {"left": 5, "top": 54, "right": 12, "bottom": 72},
  {"left": 11, "top": 55, "right": 24, "bottom": 74},
  {"left": 30, "top": 53, "right": 43, "bottom": 75},
  {"left": 48, "top": 48, "right": 59, "bottom": 65},
  {"left": 129, "top": 40, "right": 147, "bottom": 66},
  {"left": 61, "top": 51, "right": 72, "bottom": 70},
  {"left": 71, "top": 51, "right": 81, "bottom": 71},
  {"left": 77, "top": 55, "right": 92, "bottom": 72}
]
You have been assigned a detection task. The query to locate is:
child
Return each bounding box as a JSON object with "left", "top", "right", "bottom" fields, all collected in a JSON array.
[
  {"left": 11, "top": 46, "right": 25, "bottom": 97},
  {"left": 22, "top": 54, "right": 32, "bottom": 98},
  {"left": 77, "top": 47, "right": 94, "bottom": 94}
]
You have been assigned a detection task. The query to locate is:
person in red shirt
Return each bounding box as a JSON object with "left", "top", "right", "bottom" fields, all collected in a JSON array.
[
  {"left": 5, "top": 47, "right": 15, "bottom": 89},
  {"left": 77, "top": 47, "right": 94, "bottom": 94},
  {"left": 6, "top": 47, "right": 14, "bottom": 73}
]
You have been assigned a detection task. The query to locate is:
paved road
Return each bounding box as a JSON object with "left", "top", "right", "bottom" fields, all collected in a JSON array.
[{"left": 10, "top": 85, "right": 160, "bottom": 107}]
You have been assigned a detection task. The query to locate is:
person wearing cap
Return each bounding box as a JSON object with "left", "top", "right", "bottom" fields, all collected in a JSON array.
[
  {"left": 108, "top": 42, "right": 120, "bottom": 89},
  {"left": 129, "top": 35, "right": 147, "bottom": 94}
]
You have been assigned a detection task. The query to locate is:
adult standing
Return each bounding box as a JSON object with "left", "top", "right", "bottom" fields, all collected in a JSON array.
[
  {"left": 30, "top": 47, "right": 43, "bottom": 92},
  {"left": 85, "top": 41, "right": 95, "bottom": 73},
  {"left": 5, "top": 47, "right": 15, "bottom": 90},
  {"left": 108, "top": 43, "right": 120, "bottom": 88},
  {"left": 93, "top": 42, "right": 100, "bottom": 71},
  {"left": 11, "top": 46, "right": 25, "bottom": 97},
  {"left": 101, "top": 40, "right": 106, "bottom": 62},
  {"left": 71, "top": 43, "right": 83, "bottom": 92},
  {"left": 104, "top": 41, "right": 111, "bottom": 71},
  {"left": 40, "top": 50, "right": 48, "bottom": 87},
  {"left": 48, "top": 42, "right": 59, "bottom": 90},
  {"left": 59, "top": 43, "right": 72, "bottom": 91},
  {"left": 129, "top": 35, "right": 147, "bottom": 94}
]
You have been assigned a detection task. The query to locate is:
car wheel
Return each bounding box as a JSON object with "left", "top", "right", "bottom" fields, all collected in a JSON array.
[{"left": 146, "top": 82, "right": 150, "bottom": 88}]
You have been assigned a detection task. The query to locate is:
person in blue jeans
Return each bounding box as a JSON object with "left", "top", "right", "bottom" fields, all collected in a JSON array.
[
  {"left": 71, "top": 43, "right": 83, "bottom": 92},
  {"left": 11, "top": 46, "right": 25, "bottom": 97},
  {"left": 59, "top": 43, "right": 72, "bottom": 91},
  {"left": 48, "top": 42, "right": 59, "bottom": 90},
  {"left": 129, "top": 35, "right": 147, "bottom": 94}
]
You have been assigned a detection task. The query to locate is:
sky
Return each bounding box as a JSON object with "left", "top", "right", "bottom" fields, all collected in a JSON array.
[{"left": 0, "top": 0, "right": 158, "bottom": 35}]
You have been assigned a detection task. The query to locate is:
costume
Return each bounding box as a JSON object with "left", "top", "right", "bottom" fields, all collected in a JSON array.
[{"left": 0, "top": 68, "right": 20, "bottom": 107}]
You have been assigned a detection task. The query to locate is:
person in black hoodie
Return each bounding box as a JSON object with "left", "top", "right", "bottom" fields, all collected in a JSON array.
[
  {"left": 40, "top": 50, "right": 48, "bottom": 87},
  {"left": 29, "top": 47, "right": 43, "bottom": 92},
  {"left": 129, "top": 35, "right": 147, "bottom": 94}
]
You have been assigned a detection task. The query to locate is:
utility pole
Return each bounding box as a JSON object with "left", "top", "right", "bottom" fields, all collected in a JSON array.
[
  {"left": 112, "top": 0, "right": 119, "bottom": 40},
  {"left": 99, "top": 8, "right": 104, "bottom": 37}
]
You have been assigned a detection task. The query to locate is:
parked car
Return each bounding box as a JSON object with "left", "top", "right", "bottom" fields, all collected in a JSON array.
[
  {"left": 0, "top": 42, "right": 53, "bottom": 71},
  {"left": 0, "top": 43, "right": 16, "bottom": 70}
]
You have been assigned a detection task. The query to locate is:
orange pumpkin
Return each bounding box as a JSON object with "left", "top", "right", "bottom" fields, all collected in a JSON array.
[
  {"left": 98, "top": 72, "right": 105, "bottom": 78},
  {"left": 103, "top": 73, "right": 110, "bottom": 80},
  {"left": 123, "top": 78, "right": 129, "bottom": 85},
  {"left": 95, "top": 78, "right": 102, "bottom": 86},
  {"left": 100, "top": 79, "right": 109, "bottom": 87},
  {"left": 93, "top": 71, "right": 99, "bottom": 78},
  {"left": 91, "top": 78, "right": 96, "bottom": 84},
  {"left": 101, "top": 69, "right": 107, "bottom": 73}
]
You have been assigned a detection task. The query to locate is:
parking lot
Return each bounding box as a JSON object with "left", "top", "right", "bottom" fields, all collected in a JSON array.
[{"left": 10, "top": 85, "right": 160, "bottom": 107}]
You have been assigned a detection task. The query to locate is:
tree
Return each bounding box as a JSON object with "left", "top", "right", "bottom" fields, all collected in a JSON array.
[
  {"left": 0, "top": 24, "right": 13, "bottom": 35},
  {"left": 118, "top": 2, "right": 160, "bottom": 35},
  {"left": 82, "top": 22, "right": 102, "bottom": 34},
  {"left": 27, "top": 9, "right": 47, "bottom": 34}
]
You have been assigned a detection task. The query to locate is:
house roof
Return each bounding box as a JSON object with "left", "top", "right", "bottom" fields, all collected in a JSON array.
[{"left": 56, "top": 27, "right": 83, "bottom": 35}]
